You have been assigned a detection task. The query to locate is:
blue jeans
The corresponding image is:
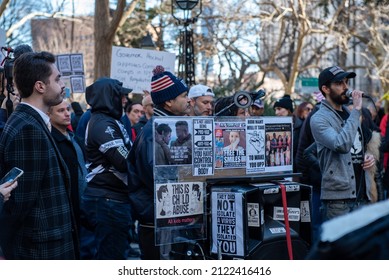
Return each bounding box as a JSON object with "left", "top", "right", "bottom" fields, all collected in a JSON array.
[
  {"left": 311, "top": 188, "right": 322, "bottom": 244},
  {"left": 82, "top": 195, "right": 132, "bottom": 260},
  {"left": 320, "top": 199, "right": 368, "bottom": 223}
]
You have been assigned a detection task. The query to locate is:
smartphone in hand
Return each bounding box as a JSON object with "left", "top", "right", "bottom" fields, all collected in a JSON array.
[{"left": 1, "top": 167, "right": 24, "bottom": 184}]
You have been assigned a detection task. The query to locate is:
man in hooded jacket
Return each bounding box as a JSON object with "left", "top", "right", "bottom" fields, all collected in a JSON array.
[{"left": 81, "top": 77, "right": 133, "bottom": 259}]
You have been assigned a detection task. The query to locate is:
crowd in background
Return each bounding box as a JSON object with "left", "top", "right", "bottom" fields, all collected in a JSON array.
[{"left": 1, "top": 46, "right": 389, "bottom": 260}]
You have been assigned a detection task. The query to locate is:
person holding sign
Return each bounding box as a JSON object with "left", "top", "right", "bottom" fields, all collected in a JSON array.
[{"left": 128, "top": 65, "right": 190, "bottom": 259}]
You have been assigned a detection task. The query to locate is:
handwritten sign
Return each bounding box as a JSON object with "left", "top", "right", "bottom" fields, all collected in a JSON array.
[{"left": 110, "top": 46, "right": 176, "bottom": 93}]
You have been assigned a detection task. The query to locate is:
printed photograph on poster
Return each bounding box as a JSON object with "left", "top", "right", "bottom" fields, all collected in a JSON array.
[
  {"left": 247, "top": 203, "right": 260, "bottom": 227},
  {"left": 70, "top": 76, "right": 85, "bottom": 93},
  {"left": 154, "top": 119, "right": 192, "bottom": 166},
  {"left": 215, "top": 121, "right": 246, "bottom": 169},
  {"left": 211, "top": 192, "right": 244, "bottom": 256},
  {"left": 246, "top": 118, "right": 266, "bottom": 173},
  {"left": 193, "top": 118, "right": 214, "bottom": 176},
  {"left": 155, "top": 182, "right": 205, "bottom": 227},
  {"left": 57, "top": 55, "right": 72, "bottom": 73},
  {"left": 70, "top": 54, "right": 84, "bottom": 73},
  {"left": 264, "top": 119, "right": 293, "bottom": 172}
]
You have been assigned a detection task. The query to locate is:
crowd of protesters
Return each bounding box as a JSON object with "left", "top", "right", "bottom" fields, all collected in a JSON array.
[{"left": 0, "top": 44, "right": 388, "bottom": 260}]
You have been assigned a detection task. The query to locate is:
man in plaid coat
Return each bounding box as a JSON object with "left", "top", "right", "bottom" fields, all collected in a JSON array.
[{"left": 0, "top": 52, "right": 77, "bottom": 259}]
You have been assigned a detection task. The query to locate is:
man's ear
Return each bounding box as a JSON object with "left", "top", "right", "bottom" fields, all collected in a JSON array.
[
  {"left": 165, "top": 100, "right": 172, "bottom": 108},
  {"left": 34, "top": 81, "right": 45, "bottom": 94},
  {"left": 321, "top": 85, "right": 330, "bottom": 96}
]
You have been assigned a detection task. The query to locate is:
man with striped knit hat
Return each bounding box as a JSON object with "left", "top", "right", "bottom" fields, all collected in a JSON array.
[{"left": 127, "top": 65, "right": 190, "bottom": 259}]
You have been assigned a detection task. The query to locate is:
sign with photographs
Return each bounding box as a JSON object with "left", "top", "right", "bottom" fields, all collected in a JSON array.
[
  {"left": 155, "top": 182, "right": 206, "bottom": 246},
  {"left": 215, "top": 121, "right": 246, "bottom": 169},
  {"left": 56, "top": 53, "right": 85, "bottom": 93},
  {"left": 154, "top": 118, "right": 193, "bottom": 166},
  {"left": 264, "top": 118, "right": 293, "bottom": 172}
]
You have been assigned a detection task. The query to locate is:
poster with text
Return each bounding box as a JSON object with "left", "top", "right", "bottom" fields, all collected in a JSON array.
[
  {"left": 264, "top": 117, "right": 293, "bottom": 173},
  {"left": 110, "top": 46, "right": 175, "bottom": 93},
  {"left": 246, "top": 118, "right": 266, "bottom": 174},
  {"left": 247, "top": 202, "right": 260, "bottom": 227},
  {"left": 155, "top": 182, "right": 205, "bottom": 227},
  {"left": 215, "top": 121, "right": 246, "bottom": 169},
  {"left": 193, "top": 118, "right": 214, "bottom": 176},
  {"left": 211, "top": 192, "right": 244, "bottom": 256}
]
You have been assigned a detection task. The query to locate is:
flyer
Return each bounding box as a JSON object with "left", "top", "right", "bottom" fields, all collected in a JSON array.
[
  {"left": 155, "top": 182, "right": 205, "bottom": 227},
  {"left": 264, "top": 118, "right": 293, "bottom": 172},
  {"left": 246, "top": 118, "right": 266, "bottom": 173},
  {"left": 211, "top": 192, "right": 244, "bottom": 256},
  {"left": 193, "top": 118, "right": 214, "bottom": 176},
  {"left": 154, "top": 118, "right": 193, "bottom": 166},
  {"left": 215, "top": 121, "right": 246, "bottom": 169}
]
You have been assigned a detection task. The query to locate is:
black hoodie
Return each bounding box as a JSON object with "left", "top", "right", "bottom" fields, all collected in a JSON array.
[{"left": 84, "top": 78, "right": 131, "bottom": 201}]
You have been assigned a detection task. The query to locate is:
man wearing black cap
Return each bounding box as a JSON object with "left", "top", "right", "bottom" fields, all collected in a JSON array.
[
  {"left": 311, "top": 66, "right": 376, "bottom": 222},
  {"left": 128, "top": 65, "right": 190, "bottom": 259},
  {"left": 81, "top": 77, "right": 134, "bottom": 259}
]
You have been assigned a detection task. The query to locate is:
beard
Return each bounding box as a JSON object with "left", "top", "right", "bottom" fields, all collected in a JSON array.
[{"left": 329, "top": 88, "right": 349, "bottom": 105}]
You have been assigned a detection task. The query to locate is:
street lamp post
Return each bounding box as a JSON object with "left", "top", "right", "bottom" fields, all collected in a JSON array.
[
  {"left": 171, "top": 0, "right": 202, "bottom": 87},
  {"left": 140, "top": 32, "right": 156, "bottom": 50}
]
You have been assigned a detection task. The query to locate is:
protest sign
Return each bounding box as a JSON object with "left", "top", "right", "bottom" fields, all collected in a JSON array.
[
  {"left": 56, "top": 53, "right": 85, "bottom": 93},
  {"left": 246, "top": 118, "right": 266, "bottom": 173},
  {"left": 193, "top": 118, "right": 214, "bottom": 176},
  {"left": 215, "top": 121, "right": 246, "bottom": 169},
  {"left": 110, "top": 46, "right": 175, "bottom": 93},
  {"left": 211, "top": 192, "right": 244, "bottom": 256}
]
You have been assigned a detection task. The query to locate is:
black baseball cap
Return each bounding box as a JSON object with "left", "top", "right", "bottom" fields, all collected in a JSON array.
[
  {"left": 318, "top": 66, "right": 356, "bottom": 90},
  {"left": 120, "top": 86, "right": 132, "bottom": 96}
]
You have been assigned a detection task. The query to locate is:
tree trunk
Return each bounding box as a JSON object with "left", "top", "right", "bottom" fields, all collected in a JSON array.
[
  {"left": 94, "top": 0, "right": 111, "bottom": 79},
  {"left": 94, "top": 0, "right": 135, "bottom": 80}
]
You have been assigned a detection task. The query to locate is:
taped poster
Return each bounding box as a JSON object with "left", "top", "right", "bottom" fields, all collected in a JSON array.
[
  {"left": 247, "top": 203, "right": 260, "bottom": 227},
  {"left": 155, "top": 182, "right": 205, "bottom": 227},
  {"left": 215, "top": 121, "right": 246, "bottom": 169},
  {"left": 193, "top": 118, "right": 214, "bottom": 176},
  {"left": 211, "top": 192, "right": 244, "bottom": 256},
  {"left": 264, "top": 118, "right": 293, "bottom": 172},
  {"left": 246, "top": 118, "right": 266, "bottom": 173},
  {"left": 154, "top": 118, "right": 192, "bottom": 166}
]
